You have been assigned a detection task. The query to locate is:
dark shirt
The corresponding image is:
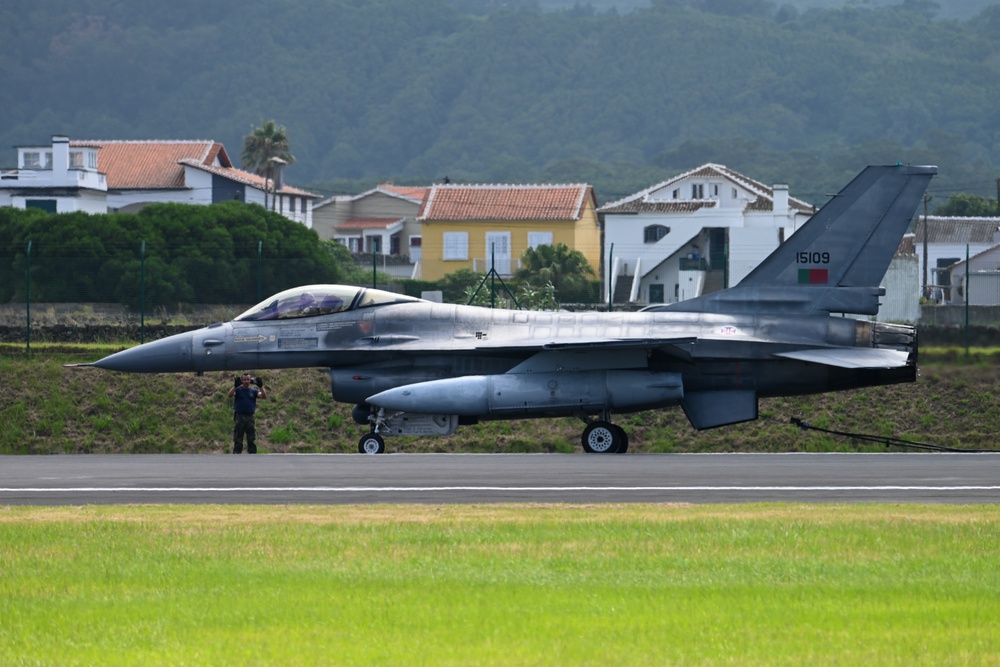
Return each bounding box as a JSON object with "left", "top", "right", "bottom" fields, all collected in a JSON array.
[{"left": 233, "top": 385, "right": 261, "bottom": 414}]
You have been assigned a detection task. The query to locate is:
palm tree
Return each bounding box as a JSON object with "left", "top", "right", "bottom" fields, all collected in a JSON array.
[
  {"left": 241, "top": 120, "right": 294, "bottom": 211},
  {"left": 516, "top": 243, "right": 596, "bottom": 303}
]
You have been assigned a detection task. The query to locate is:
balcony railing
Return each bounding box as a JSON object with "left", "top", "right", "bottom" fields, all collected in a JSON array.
[{"left": 679, "top": 257, "right": 709, "bottom": 271}]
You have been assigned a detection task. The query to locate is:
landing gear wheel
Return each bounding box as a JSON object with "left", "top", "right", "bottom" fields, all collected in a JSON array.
[
  {"left": 612, "top": 424, "right": 629, "bottom": 453},
  {"left": 582, "top": 421, "right": 622, "bottom": 454},
  {"left": 358, "top": 433, "right": 385, "bottom": 454}
]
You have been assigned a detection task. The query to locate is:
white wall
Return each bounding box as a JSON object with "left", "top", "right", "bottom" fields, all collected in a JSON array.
[
  {"left": 11, "top": 191, "right": 108, "bottom": 214},
  {"left": 879, "top": 254, "right": 920, "bottom": 322},
  {"left": 918, "top": 242, "right": 995, "bottom": 295},
  {"left": 729, "top": 227, "right": 780, "bottom": 286}
]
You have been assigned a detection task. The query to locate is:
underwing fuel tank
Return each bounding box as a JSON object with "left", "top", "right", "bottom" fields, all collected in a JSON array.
[{"left": 367, "top": 371, "right": 684, "bottom": 417}]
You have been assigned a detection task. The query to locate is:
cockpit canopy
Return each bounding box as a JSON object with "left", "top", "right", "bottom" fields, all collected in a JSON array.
[{"left": 235, "top": 285, "right": 420, "bottom": 321}]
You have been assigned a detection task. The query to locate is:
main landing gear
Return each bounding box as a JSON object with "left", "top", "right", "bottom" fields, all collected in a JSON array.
[{"left": 580, "top": 414, "right": 629, "bottom": 454}]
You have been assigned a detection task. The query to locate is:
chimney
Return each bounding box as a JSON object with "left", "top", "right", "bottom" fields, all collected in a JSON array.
[
  {"left": 773, "top": 183, "right": 789, "bottom": 216},
  {"left": 51, "top": 135, "right": 69, "bottom": 177}
]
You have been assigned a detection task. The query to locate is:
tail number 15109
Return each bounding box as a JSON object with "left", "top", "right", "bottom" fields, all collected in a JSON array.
[{"left": 796, "top": 251, "right": 830, "bottom": 264}]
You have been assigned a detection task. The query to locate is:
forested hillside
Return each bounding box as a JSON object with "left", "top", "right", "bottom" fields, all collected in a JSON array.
[{"left": 2, "top": 0, "right": 999, "bottom": 203}]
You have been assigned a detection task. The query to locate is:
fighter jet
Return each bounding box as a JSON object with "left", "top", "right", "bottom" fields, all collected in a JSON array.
[{"left": 77, "top": 164, "right": 936, "bottom": 454}]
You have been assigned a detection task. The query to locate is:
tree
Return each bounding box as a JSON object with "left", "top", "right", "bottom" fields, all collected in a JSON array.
[
  {"left": 515, "top": 243, "right": 596, "bottom": 304},
  {"left": 241, "top": 120, "right": 295, "bottom": 211},
  {"left": 437, "top": 268, "right": 485, "bottom": 304},
  {"left": 933, "top": 193, "right": 999, "bottom": 217}
]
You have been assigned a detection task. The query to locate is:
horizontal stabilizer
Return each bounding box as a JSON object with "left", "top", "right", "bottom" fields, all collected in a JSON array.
[{"left": 773, "top": 347, "right": 910, "bottom": 369}]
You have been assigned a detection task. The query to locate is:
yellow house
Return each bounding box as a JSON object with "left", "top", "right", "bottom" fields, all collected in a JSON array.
[{"left": 416, "top": 183, "right": 601, "bottom": 282}]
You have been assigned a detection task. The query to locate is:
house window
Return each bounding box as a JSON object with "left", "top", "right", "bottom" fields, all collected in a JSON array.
[
  {"left": 409, "top": 236, "right": 422, "bottom": 247},
  {"left": 88, "top": 151, "right": 98, "bottom": 169},
  {"left": 69, "top": 152, "right": 84, "bottom": 168},
  {"left": 711, "top": 184, "right": 719, "bottom": 197},
  {"left": 672, "top": 189, "right": 679, "bottom": 199},
  {"left": 443, "top": 232, "right": 468, "bottom": 260},
  {"left": 643, "top": 224, "right": 670, "bottom": 243},
  {"left": 527, "top": 231, "right": 553, "bottom": 249},
  {"left": 23, "top": 152, "right": 41, "bottom": 169},
  {"left": 289, "top": 196, "right": 297, "bottom": 213},
  {"left": 649, "top": 284, "right": 665, "bottom": 303},
  {"left": 732, "top": 188, "right": 738, "bottom": 199},
  {"left": 692, "top": 184, "right": 704, "bottom": 199},
  {"left": 301, "top": 198, "right": 307, "bottom": 213}
]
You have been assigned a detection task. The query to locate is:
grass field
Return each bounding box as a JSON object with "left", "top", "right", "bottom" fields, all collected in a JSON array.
[{"left": 1, "top": 504, "right": 998, "bottom": 666}]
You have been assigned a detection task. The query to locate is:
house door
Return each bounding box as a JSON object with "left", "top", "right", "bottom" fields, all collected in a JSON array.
[{"left": 485, "top": 232, "right": 511, "bottom": 276}]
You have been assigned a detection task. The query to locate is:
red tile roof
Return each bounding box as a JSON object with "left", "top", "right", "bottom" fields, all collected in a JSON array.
[
  {"left": 180, "top": 159, "right": 317, "bottom": 198},
  {"left": 598, "top": 163, "right": 813, "bottom": 215},
  {"left": 71, "top": 140, "right": 230, "bottom": 189},
  {"left": 70, "top": 139, "right": 316, "bottom": 197},
  {"left": 418, "top": 184, "right": 594, "bottom": 222},
  {"left": 897, "top": 233, "right": 916, "bottom": 255},
  {"left": 378, "top": 184, "right": 429, "bottom": 202}
]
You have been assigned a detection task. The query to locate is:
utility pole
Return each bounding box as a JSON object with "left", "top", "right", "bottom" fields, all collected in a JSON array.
[{"left": 922, "top": 193, "right": 932, "bottom": 299}]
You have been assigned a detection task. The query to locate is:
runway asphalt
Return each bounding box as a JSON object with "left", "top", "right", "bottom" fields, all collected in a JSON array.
[{"left": 1, "top": 452, "right": 998, "bottom": 505}]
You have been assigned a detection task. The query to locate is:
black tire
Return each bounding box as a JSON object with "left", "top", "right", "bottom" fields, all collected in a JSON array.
[
  {"left": 358, "top": 433, "right": 385, "bottom": 454},
  {"left": 612, "top": 424, "right": 629, "bottom": 453},
  {"left": 581, "top": 421, "right": 621, "bottom": 454}
]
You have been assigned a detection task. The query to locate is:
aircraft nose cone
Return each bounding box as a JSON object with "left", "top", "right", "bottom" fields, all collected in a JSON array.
[{"left": 90, "top": 330, "right": 195, "bottom": 373}]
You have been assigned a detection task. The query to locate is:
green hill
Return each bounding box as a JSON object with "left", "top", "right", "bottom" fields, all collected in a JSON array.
[{"left": 2, "top": 0, "right": 999, "bottom": 202}]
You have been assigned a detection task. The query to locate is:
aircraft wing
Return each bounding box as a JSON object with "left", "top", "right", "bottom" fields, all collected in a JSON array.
[{"left": 773, "top": 347, "right": 911, "bottom": 369}]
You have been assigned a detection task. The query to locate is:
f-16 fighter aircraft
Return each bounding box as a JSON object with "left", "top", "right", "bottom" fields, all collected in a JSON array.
[{"left": 79, "top": 164, "right": 936, "bottom": 454}]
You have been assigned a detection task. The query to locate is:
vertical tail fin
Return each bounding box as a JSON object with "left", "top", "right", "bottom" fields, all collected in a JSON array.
[{"left": 668, "top": 164, "right": 937, "bottom": 316}]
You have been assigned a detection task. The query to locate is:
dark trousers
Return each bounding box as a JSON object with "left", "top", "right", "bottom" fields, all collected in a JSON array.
[{"left": 233, "top": 412, "right": 257, "bottom": 454}]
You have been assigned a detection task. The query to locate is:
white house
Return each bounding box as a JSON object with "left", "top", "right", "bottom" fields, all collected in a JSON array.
[
  {"left": 946, "top": 243, "right": 1000, "bottom": 306},
  {"left": 0, "top": 136, "right": 318, "bottom": 226},
  {"left": 0, "top": 135, "right": 108, "bottom": 213},
  {"left": 597, "top": 163, "right": 814, "bottom": 305},
  {"left": 312, "top": 183, "right": 429, "bottom": 278},
  {"left": 911, "top": 216, "right": 1000, "bottom": 300}
]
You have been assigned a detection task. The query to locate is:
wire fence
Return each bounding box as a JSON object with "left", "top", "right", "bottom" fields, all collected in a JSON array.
[
  {"left": 0, "top": 240, "right": 353, "bottom": 347},
  {"left": 4, "top": 241, "right": 1000, "bottom": 350}
]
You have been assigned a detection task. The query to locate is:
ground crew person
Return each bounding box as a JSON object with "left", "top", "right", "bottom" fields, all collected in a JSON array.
[{"left": 227, "top": 373, "right": 267, "bottom": 453}]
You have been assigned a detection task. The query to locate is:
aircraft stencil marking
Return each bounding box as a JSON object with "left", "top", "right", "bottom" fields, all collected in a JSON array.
[{"left": 233, "top": 335, "right": 267, "bottom": 343}]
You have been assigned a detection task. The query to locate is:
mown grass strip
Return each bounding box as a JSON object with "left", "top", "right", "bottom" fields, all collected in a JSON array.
[{"left": 0, "top": 504, "right": 997, "bottom": 666}]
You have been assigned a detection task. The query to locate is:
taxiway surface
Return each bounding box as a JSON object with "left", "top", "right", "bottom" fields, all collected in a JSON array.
[{"left": 1, "top": 452, "right": 998, "bottom": 505}]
